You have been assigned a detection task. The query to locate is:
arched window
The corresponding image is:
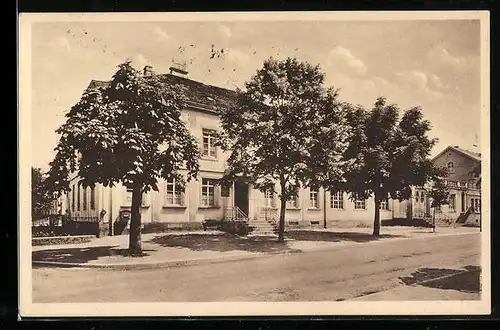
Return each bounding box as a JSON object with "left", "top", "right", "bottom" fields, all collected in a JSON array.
[{"left": 447, "top": 161, "right": 455, "bottom": 173}]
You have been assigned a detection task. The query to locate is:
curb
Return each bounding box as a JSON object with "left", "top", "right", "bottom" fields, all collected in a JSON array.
[
  {"left": 32, "top": 249, "right": 303, "bottom": 270},
  {"left": 32, "top": 231, "right": 479, "bottom": 270}
]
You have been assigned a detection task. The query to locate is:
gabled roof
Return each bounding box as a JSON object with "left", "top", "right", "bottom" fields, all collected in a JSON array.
[
  {"left": 87, "top": 73, "right": 238, "bottom": 113},
  {"left": 432, "top": 145, "right": 481, "bottom": 163}
]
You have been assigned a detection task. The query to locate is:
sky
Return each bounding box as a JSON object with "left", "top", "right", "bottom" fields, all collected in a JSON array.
[{"left": 30, "top": 19, "right": 482, "bottom": 171}]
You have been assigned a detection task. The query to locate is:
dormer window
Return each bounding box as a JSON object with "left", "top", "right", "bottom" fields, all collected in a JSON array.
[{"left": 447, "top": 161, "right": 455, "bottom": 174}]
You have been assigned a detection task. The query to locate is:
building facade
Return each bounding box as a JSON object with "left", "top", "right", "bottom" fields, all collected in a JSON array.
[
  {"left": 60, "top": 69, "right": 482, "bottom": 233},
  {"left": 60, "top": 68, "right": 395, "bottom": 233},
  {"left": 391, "top": 145, "right": 481, "bottom": 226}
]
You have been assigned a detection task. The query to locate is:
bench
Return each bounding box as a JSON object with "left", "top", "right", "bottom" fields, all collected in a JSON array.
[{"left": 202, "top": 219, "right": 221, "bottom": 231}]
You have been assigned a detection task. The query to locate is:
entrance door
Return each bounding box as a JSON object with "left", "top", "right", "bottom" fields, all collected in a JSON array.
[
  {"left": 234, "top": 181, "right": 249, "bottom": 216},
  {"left": 461, "top": 192, "right": 466, "bottom": 212}
]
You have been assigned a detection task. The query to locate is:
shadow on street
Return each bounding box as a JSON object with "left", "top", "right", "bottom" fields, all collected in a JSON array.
[
  {"left": 149, "top": 230, "right": 404, "bottom": 252},
  {"left": 285, "top": 230, "right": 404, "bottom": 242},
  {"left": 149, "top": 233, "right": 301, "bottom": 253},
  {"left": 399, "top": 266, "right": 481, "bottom": 293},
  {"left": 32, "top": 246, "right": 157, "bottom": 267},
  {"left": 32, "top": 230, "right": 407, "bottom": 266}
]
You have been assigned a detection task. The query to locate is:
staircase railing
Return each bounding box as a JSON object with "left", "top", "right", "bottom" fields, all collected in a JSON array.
[
  {"left": 235, "top": 206, "right": 248, "bottom": 221},
  {"left": 68, "top": 209, "right": 100, "bottom": 223},
  {"left": 223, "top": 206, "right": 248, "bottom": 221},
  {"left": 456, "top": 206, "right": 473, "bottom": 224},
  {"left": 259, "top": 207, "right": 279, "bottom": 225}
]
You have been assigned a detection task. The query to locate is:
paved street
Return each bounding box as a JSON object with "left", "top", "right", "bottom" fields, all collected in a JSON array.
[{"left": 32, "top": 232, "right": 481, "bottom": 302}]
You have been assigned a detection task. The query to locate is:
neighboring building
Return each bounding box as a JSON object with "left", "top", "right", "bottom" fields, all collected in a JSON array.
[
  {"left": 60, "top": 66, "right": 396, "bottom": 233},
  {"left": 392, "top": 145, "right": 482, "bottom": 226}
]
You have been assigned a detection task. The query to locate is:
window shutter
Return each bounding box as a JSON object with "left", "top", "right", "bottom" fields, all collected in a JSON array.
[
  {"left": 180, "top": 191, "right": 186, "bottom": 206},
  {"left": 123, "top": 187, "right": 132, "bottom": 206},
  {"left": 198, "top": 181, "right": 202, "bottom": 206},
  {"left": 215, "top": 185, "right": 221, "bottom": 207},
  {"left": 142, "top": 192, "right": 150, "bottom": 207}
]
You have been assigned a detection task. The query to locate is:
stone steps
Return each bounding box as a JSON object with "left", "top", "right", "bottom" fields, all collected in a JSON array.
[{"left": 248, "top": 219, "right": 277, "bottom": 235}]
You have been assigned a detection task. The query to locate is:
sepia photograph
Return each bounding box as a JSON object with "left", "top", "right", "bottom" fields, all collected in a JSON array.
[{"left": 18, "top": 11, "right": 490, "bottom": 317}]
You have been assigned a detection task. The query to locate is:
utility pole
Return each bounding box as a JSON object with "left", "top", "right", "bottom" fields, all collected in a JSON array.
[
  {"left": 432, "top": 206, "right": 436, "bottom": 233},
  {"left": 429, "top": 196, "right": 435, "bottom": 233},
  {"left": 323, "top": 188, "right": 327, "bottom": 229}
]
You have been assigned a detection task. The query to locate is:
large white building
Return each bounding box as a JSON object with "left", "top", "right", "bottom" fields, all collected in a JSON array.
[{"left": 59, "top": 67, "right": 481, "bottom": 234}]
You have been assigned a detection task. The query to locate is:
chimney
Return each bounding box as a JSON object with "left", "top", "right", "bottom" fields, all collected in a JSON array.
[
  {"left": 143, "top": 65, "right": 154, "bottom": 76},
  {"left": 169, "top": 61, "right": 189, "bottom": 78}
]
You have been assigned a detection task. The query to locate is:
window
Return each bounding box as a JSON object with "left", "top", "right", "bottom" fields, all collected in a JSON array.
[
  {"left": 355, "top": 199, "right": 366, "bottom": 209},
  {"left": 415, "top": 191, "right": 425, "bottom": 203},
  {"left": 331, "top": 191, "right": 344, "bottom": 209},
  {"left": 201, "top": 178, "right": 216, "bottom": 207},
  {"left": 471, "top": 198, "right": 481, "bottom": 212},
  {"left": 286, "top": 195, "right": 299, "bottom": 208},
  {"left": 71, "top": 184, "right": 75, "bottom": 211},
  {"left": 165, "top": 179, "right": 184, "bottom": 206},
  {"left": 124, "top": 187, "right": 148, "bottom": 207},
  {"left": 380, "top": 198, "right": 389, "bottom": 210},
  {"left": 83, "top": 187, "right": 88, "bottom": 211},
  {"left": 202, "top": 128, "right": 217, "bottom": 158},
  {"left": 449, "top": 194, "right": 456, "bottom": 211},
  {"left": 90, "top": 186, "right": 96, "bottom": 210},
  {"left": 447, "top": 161, "right": 455, "bottom": 173},
  {"left": 77, "top": 184, "right": 81, "bottom": 211},
  {"left": 309, "top": 190, "right": 319, "bottom": 208},
  {"left": 264, "top": 189, "right": 275, "bottom": 208}
]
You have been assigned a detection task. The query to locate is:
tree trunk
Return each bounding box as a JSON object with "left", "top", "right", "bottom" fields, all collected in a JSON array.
[
  {"left": 373, "top": 194, "right": 381, "bottom": 238},
  {"left": 277, "top": 182, "right": 287, "bottom": 243},
  {"left": 128, "top": 186, "right": 143, "bottom": 255}
]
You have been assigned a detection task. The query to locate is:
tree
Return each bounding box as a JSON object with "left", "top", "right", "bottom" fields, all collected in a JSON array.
[
  {"left": 301, "top": 99, "right": 354, "bottom": 228},
  {"left": 343, "top": 97, "right": 442, "bottom": 238},
  {"left": 427, "top": 177, "right": 450, "bottom": 232},
  {"left": 217, "top": 57, "right": 350, "bottom": 242},
  {"left": 32, "top": 167, "right": 56, "bottom": 220},
  {"left": 46, "top": 61, "right": 200, "bottom": 255}
]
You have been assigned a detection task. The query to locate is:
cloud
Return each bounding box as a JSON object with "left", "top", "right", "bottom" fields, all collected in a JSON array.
[
  {"left": 395, "top": 70, "right": 428, "bottom": 90},
  {"left": 226, "top": 48, "right": 251, "bottom": 63},
  {"left": 128, "top": 53, "right": 150, "bottom": 70},
  {"left": 427, "top": 46, "right": 468, "bottom": 70},
  {"left": 51, "top": 36, "right": 72, "bottom": 53},
  {"left": 326, "top": 46, "right": 368, "bottom": 76},
  {"left": 428, "top": 73, "right": 445, "bottom": 90},
  {"left": 393, "top": 70, "right": 445, "bottom": 102},
  {"left": 372, "top": 76, "right": 391, "bottom": 88},
  {"left": 153, "top": 27, "right": 173, "bottom": 42},
  {"left": 217, "top": 24, "right": 232, "bottom": 39}
]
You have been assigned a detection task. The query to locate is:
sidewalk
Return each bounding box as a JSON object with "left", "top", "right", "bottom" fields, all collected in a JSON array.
[
  {"left": 351, "top": 261, "right": 482, "bottom": 301},
  {"left": 32, "top": 226, "right": 480, "bottom": 270},
  {"left": 352, "top": 285, "right": 480, "bottom": 301}
]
